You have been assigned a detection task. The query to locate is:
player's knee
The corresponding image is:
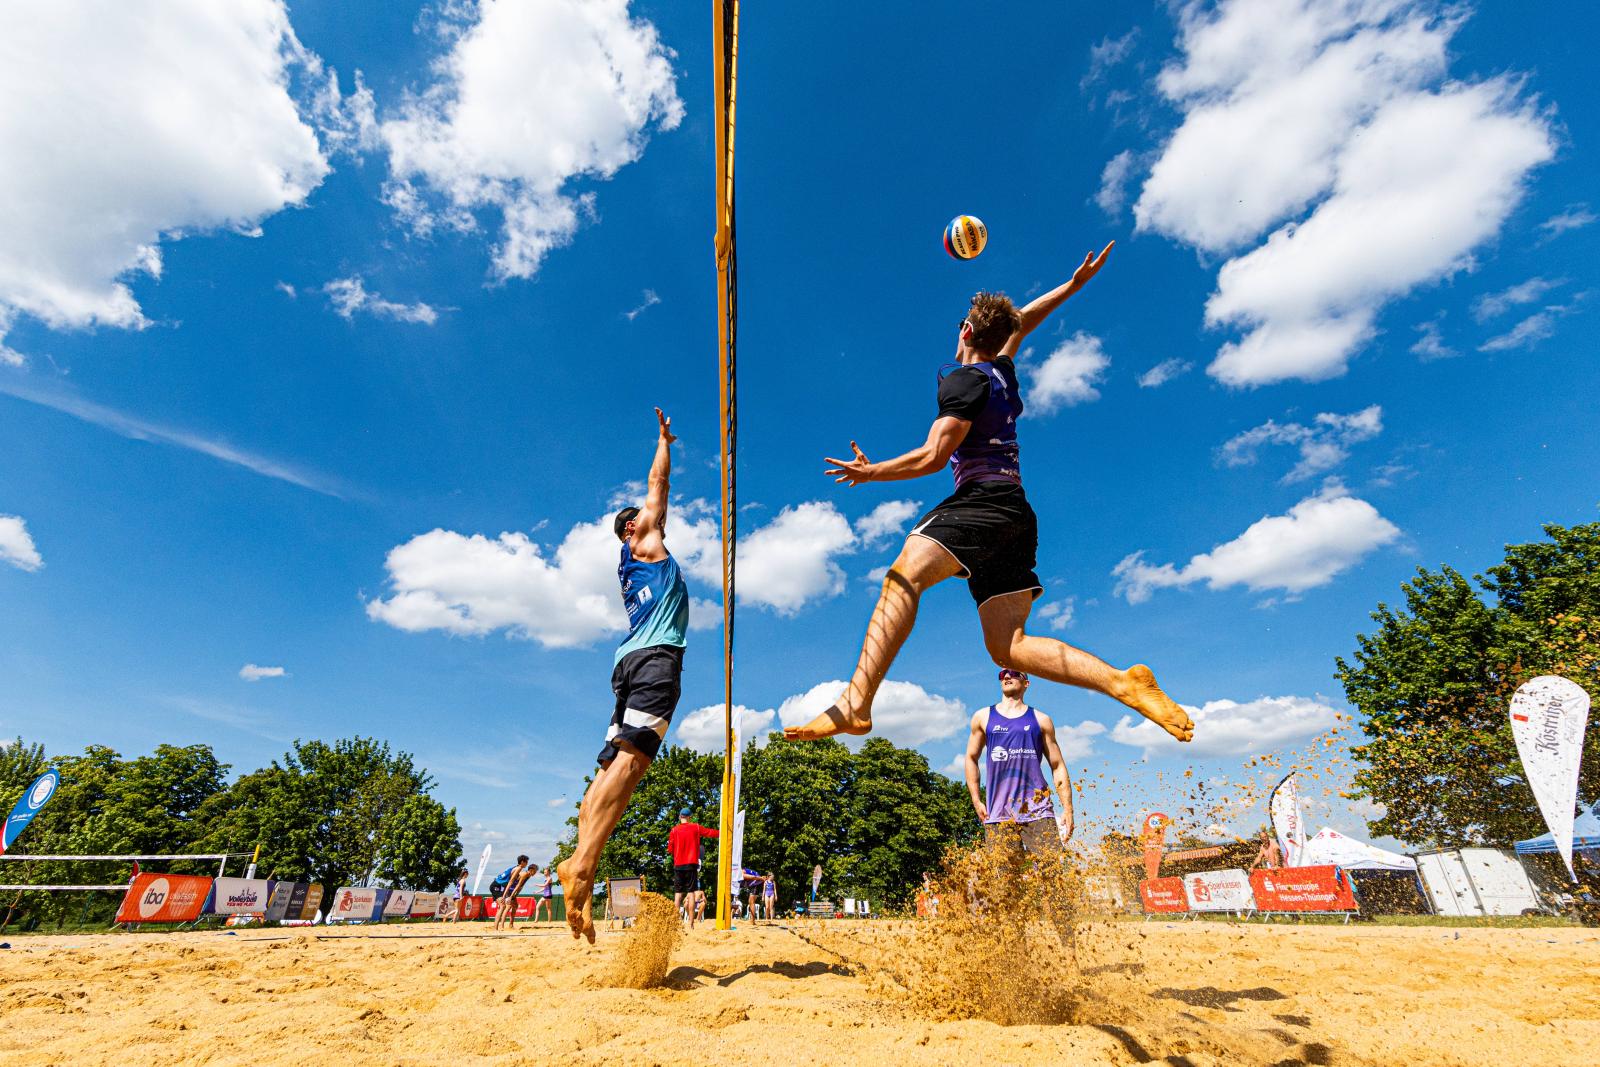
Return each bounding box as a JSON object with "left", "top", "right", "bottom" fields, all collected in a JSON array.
[{"left": 983, "top": 631, "right": 1020, "bottom": 666}]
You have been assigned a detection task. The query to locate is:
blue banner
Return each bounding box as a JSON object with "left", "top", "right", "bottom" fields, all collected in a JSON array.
[{"left": 1, "top": 769, "right": 60, "bottom": 855}]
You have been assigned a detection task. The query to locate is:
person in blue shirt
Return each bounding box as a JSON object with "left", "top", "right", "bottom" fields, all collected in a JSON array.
[
  {"left": 784, "top": 243, "right": 1195, "bottom": 748},
  {"left": 558, "top": 408, "right": 689, "bottom": 944}
]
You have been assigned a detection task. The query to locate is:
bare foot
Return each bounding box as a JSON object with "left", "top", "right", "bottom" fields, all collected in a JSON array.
[
  {"left": 1117, "top": 665, "right": 1194, "bottom": 742},
  {"left": 555, "top": 858, "right": 596, "bottom": 943},
  {"left": 782, "top": 704, "right": 872, "bottom": 742}
]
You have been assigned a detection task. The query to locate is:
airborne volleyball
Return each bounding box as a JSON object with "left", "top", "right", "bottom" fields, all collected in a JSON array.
[{"left": 944, "top": 214, "right": 987, "bottom": 259}]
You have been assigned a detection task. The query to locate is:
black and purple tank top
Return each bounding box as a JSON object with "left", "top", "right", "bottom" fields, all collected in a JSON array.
[
  {"left": 983, "top": 705, "right": 1054, "bottom": 825},
  {"left": 939, "top": 357, "right": 1023, "bottom": 489}
]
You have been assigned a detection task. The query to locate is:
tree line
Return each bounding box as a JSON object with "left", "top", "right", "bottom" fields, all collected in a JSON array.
[
  {"left": 555, "top": 735, "right": 981, "bottom": 915},
  {"left": 0, "top": 736, "right": 463, "bottom": 927}
]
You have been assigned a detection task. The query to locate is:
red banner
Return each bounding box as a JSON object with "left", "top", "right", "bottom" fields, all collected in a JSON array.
[
  {"left": 1139, "top": 876, "right": 1188, "bottom": 913},
  {"left": 116, "top": 873, "right": 213, "bottom": 924},
  {"left": 484, "top": 896, "right": 537, "bottom": 918},
  {"left": 1249, "top": 865, "right": 1357, "bottom": 911},
  {"left": 456, "top": 895, "right": 489, "bottom": 920}
]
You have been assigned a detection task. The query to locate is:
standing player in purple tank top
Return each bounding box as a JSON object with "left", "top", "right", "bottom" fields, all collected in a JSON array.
[
  {"left": 784, "top": 242, "right": 1196, "bottom": 747},
  {"left": 964, "top": 668, "right": 1074, "bottom": 856}
]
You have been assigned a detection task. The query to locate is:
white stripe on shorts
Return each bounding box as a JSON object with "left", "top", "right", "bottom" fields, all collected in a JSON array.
[{"left": 623, "top": 708, "right": 670, "bottom": 737}]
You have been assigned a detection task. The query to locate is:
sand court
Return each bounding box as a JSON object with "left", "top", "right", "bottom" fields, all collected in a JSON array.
[{"left": 1, "top": 919, "right": 1596, "bottom": 1065}]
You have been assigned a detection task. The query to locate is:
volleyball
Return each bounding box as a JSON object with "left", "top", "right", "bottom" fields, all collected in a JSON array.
[{"left": 943, "top": 215, "right": 987, "bottom": 259}]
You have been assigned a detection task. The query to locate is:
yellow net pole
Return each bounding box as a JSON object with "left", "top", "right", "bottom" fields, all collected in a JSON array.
[{"left": 712, "top": 0, "right": 739, "bottom": 932}]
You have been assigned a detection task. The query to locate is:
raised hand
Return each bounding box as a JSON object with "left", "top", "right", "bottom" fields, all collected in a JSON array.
[
  {"left": 1070, "top": 240, "right": 1115, "bottom": 290},
  {"left": 655, "top": 406, "right": 676, "bottom": 444},
  {"left": 824, "top": 441, "right": 873, "bottom": 486}
]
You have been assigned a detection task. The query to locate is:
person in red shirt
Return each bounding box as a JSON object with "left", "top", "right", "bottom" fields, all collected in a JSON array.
[{"left": 667, "top": 808, "right": 718, "bottom": 926}]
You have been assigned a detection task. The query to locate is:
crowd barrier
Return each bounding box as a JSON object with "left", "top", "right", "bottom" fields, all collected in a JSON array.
[{"left": 1140, "top": 864, "right": 1358, "bottom": 918}]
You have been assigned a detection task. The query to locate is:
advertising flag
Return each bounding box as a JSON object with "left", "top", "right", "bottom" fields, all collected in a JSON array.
[
  {"left": 472, "top": 844, "right": 492, "bottom": 896},
  {"left": 1, "top": 769, "right": 60, "bottom": 856},
  {"left": 1269, "top": 773, "right": 1306, "bottom": 867},
  {"left": 811, "top": 864, "right": 822, "bottom": 901},
  {"left": 1510, "top": 675, "right": 1592, "bottom": 879}
]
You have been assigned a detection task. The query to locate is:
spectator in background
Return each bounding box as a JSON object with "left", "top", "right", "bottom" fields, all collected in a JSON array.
[
  {"left": 667, "top": 808, "right": 719, "bottom": 927},
  {"left": 533, "top": 864, "right": 555, "bottom": 922},
  {"left": 1252, "top": 831, "right": 1282, "bottom": 869},
  {"left": 762, "top": 873, "right": 778, "bottom": 924}
]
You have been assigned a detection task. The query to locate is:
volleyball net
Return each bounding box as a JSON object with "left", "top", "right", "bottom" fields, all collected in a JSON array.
[{"left": 712, "top": 0, "right": 739, "bottom": 932}]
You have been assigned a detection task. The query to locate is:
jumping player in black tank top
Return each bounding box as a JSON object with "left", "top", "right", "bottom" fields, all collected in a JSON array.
[{"left": 784, "top": 242, "right": 1195, "bottom": 747}]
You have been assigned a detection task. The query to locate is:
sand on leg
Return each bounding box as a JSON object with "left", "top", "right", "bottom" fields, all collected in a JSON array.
[
  {"left": 785, "top": 536, "right": 963, "bottom": 741},
  {"left": 977, "top": 591, "right": 1193, "bottom": 741},
  {"left": 557, "top": 740, "right": 652, "bottom": 943}
]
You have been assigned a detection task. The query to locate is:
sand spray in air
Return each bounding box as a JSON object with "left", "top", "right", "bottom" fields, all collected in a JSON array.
[{"left": 603, "top": 891, "right": 682, "bottom": 989}]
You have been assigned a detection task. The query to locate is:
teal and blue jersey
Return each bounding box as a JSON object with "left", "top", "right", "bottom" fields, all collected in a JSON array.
[{"left": 615, "top": 542, "right": 689, "bottom": 664}]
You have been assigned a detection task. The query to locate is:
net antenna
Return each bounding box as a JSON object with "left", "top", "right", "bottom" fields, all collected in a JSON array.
[{"left": 712, "top": 0, "right": 740, "bottom": 932}]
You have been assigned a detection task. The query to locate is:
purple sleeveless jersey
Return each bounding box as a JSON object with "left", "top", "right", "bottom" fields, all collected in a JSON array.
[
  {"left": 983, "top": 706, "right": 1054, "bottom": 824},
  {"left": 940, "top": 357, "right": 1023, "bottom": 489}
]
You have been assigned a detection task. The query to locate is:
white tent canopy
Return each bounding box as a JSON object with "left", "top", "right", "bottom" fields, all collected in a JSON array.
[{"left": 1298, "top": 827, "right": 1417, "bottom": 871}]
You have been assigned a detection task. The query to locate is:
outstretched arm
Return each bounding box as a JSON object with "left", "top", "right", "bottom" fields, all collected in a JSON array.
[
  {"left": 631, "top": 408, "right": 676, "bottom": 561},
  {"left": 1037, "top": 713, "right": 1074, "bottom": 842},
  {"left": 824, "top": 415, "right": 969, "bottom": 486},
  {"left": 999, "top": 241, "right": 1114, "bottom": 358}
]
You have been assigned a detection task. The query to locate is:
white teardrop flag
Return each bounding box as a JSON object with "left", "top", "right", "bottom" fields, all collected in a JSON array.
[
  {"left": 1509, "top": 676, "right": 1591, "bottom": 879},
  {"left": 1268, "top": 771, "right": 1306, "bottom": 867}
]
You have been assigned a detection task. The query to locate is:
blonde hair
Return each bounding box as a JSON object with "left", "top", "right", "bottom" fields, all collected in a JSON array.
[{"left": 966, "top": 291, "right": 1021, "bottom": 354}]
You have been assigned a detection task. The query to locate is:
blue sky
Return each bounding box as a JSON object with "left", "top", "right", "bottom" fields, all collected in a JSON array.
[{"left": 1, "top": 0, "right": 1596, "bottom": 861}]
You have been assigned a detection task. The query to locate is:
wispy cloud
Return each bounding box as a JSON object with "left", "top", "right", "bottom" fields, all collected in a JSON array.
[
  {"left": 163, "top": 696, "right": 292, "bottom": 743},
  {"left": 239, "top": 664, "right": 286, "bottom": 682},
  {"left": 324, "top": 276, "right": 439, "bottom": 325},
  {"left": 1539, "top": 204, "right": 1597, "bottom": 239},
  {"left": 1137, "top": 357, "right": 1192, "bottom": 388},
  {"left": 623, "top": 289, "right": 661, "bottom": 321},
  {"left": 1472, "top": 276, "right": 1564, "bottom": 322},
  {"left": 0, "top": 377, "right": 345, "bottom": 498}
]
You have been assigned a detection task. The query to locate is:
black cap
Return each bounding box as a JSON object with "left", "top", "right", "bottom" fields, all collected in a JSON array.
[{"left": 614, "top": 506, "right": 641, "bottom": 539}]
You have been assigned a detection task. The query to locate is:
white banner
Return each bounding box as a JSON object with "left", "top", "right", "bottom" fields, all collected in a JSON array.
[
  {"left": 1511, "top": 675, "right": 1592, "bottom": 879},
  {"left": 1183, "top": 868, "right": 1256, "bottom": 912},
  {"left": 472, "top": 844, "right": 492, "bottom": 896},
  {"left": 409, "top": 892, "right": 443, "bottom": 917},
  {"left": 382, "top": 889, "right": 415, "bottom": 917},
  {"left": 328, "top": 886, "right": 379, "bottom": 921},
  {"left": 210, "top": 876, "right": 272, "bottom": 915},
  {"left": 1269, "top": 772, "right": 1306, "bottom": 867}
]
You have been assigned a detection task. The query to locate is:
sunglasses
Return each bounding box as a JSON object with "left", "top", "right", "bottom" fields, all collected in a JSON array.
[{"left": 998, "top": 669, "right": 1028, "bottom": 681}]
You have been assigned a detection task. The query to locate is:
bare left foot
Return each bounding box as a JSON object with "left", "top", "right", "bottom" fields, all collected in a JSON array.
[
  {"left": 783, "top": 704, "right": 873, "bottom": 742},
  {"left": 555, "top": 858, "right": 596, "bottom": 943},
  {"left": 1117, "top": 664, "right": 1194, "bottom": 742}
]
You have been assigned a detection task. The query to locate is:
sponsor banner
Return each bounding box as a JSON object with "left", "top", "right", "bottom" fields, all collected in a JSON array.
[
  {"left": 1269, "top": 772, "right": 1306, "bottom": 867},
  {"left": 369, "top": 888, "right": 392, "bottom": 922},
  {"left": 328, "top": 886, "right": 379, "bottom": 922},
  {"left": 457, "top": 895, "right": 489, "bottom": 920},
  {"left": 410, "top": 892, "right": 442, "bottom": 917},
  {"left": 1183, "top": 868, "right": 1256, "bottom": 912},
  {"left": 1249, "top": 865, "right": 1357, "bottom": 911},
  {"left": 298, "top": 883, "right": 323, "bottom": 920},
  {"left": 484, "top": 895, "right": 538, "bottom": 918},
  {"left": 1139, "top": 876, "right": 1188, "bottom": 913},
  {"left": 1, "top": 769, "right": 61, "bottom": 856},
  {"left": 116, "top": 873, "right": 213, "bottom": 924},
  {"left": 383, "top": 890, "right": 415, "bottom": 918},
  {"left": 211, "top": 876, "right": 272, "bottom": 915},
  {"left": 264, "top": 882, "right": 297, "bottom": 922},
  {"left": 1510, "top": 676, "right": 1591, "bottom": 879}
]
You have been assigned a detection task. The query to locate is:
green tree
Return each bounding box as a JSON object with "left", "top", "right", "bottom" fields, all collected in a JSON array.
[
  {"left": 556, "top": 734, "right": 980, "bottom": 915},
  {"left": 1337, "top": 521, "right": 1600, "bottom": 846},
  {"left": 375, "top": 794, "right": 464, "bottom": 891}
]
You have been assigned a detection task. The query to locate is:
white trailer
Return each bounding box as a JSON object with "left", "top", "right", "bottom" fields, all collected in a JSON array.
[{"left": 1413, "top": 848, "right": 1539, "bottom": 916}]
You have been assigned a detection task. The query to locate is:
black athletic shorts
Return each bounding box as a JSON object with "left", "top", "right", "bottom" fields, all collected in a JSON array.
[
  {"left": 597, "top": 644, "right": 684, "bottom": 765},
  {"left": 673, "top": 864, "right": 700, "bottom": 894},
  {"left": 909, "top": 481, "right": 1042, "bottom": 605}
]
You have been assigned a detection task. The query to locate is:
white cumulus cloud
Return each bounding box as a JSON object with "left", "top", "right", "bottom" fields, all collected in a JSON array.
[
  {"left": 1095, "top": 150, "right": 1138, "bottom": 216},
  {"left": 0, "top": 0, "right": 334, "bottom": 355},
  {"left": 1028, "top": 332, "right": 1110, "bottom": 413},
  {"left": 0, "top": 515, "right": 43, "bottom": 572},
  {"left": 853, "top": 499, "right": 921, "bottom": 547},
  {"left": 1135, "top": 0, "right": 1555, "bottom": 386},
  {"left": 1218, "top": 405, "right": 1383, "bottom": 483},
  {"left": 738, "top": 502, "right": 858, "bottom": 615},
  {"left": 673, "top": 704, "right": 778, "bottom": 754},
  {"left": 239, "top": 664, "right": 286, "bottom": 682},
  {"left": 1111, "top": 694, "right": 1340, "bottom": 758},
  {"left": 778, "top": 680, "right": 968, "bottom": 750},
  {"left": 379, "top": 0, "right": 683, "bottom": 280},
  {"left": 323, "top": 276, "right": 439, "bottom": 324},
  {"left": 1113, "top": 481, "right": 1400, "bottom": 604}
]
